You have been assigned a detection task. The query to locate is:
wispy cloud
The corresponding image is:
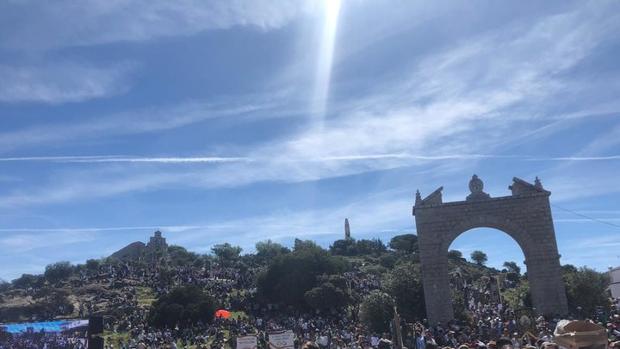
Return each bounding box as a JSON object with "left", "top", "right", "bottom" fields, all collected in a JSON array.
[
  {"left": 0, "top": 231, "right": 97, "bottom": 253},
  {"left": 0, "top": 96, "right": 289, "bottom": 153},
  {"left": 2, "top": 3, "right": 619, "bottom": 207},
  {"left": 0, "top": 0, "right": 318, "bottom": 50},
  {"left": 4, "top": 153, "right": 620, "bottom": 164},
  {"left": 0, "top": 62, "right": 134, "bottom": 104},
  {"left": 0, "top": 155, "right": 251, "bottom": 164}
]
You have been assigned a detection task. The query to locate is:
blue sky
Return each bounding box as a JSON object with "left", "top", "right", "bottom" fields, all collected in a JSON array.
[{"left": 1, "top": 0, "right": 619, "bottom": 281}]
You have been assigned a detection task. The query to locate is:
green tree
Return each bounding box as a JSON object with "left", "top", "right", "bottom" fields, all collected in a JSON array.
[
  {"left": 148, "top": 286, "right": 216, "bottom": 328},
  {"left": 169, "top": 245, "right": 200, "bottom": 267},
  {"left": 470, "top": 250, "right": 488, "bottom": 266},
  {"left": 293, "top": 239, "right": 320, "bottom": 252},
  {"left": 359, "top": 291, "right": 395, "bottom": 333},
  {"left": 12, "top": 274, "right": 43, "bottom": 289},
  {"left": 383, "top": 262, "right": 425, "bottom": 321},
  {"left": 389, "top": 234, "right": 418, "bottom": 254},
  {"left": 44, "top": 261, "right": 74, "bottom": 284},
  {"left": 211, "top": 243, "right": 242, "bottom": 264},
  {"left": 255, "top": 240, "right": 290, "bottom": 262},
  {"left": 304, "top": 278, "right": 351, "bottom": 310},
  {"left": 0, "top": 279, "right": 9, "bottom": 293},
  {"left": 257, "top": 246, "right": 348, "bottom": 308},
  {"left": 355, "top": 239, "right": 387, "bottom": 256},
  {"left": 448, "top": 250, "right": 464, "bottom": 260},
  {"left": 85, "top": 259, "right": 100, "bottom": 274},
  {"left": 330, "top": 238, "right": 357, "bottom": 256},
  {"left": 503, "top": 261, "right": 521, "bottom": 275},
  {"left": 563, "top": 266, "right": 609, "bottom": 316}
]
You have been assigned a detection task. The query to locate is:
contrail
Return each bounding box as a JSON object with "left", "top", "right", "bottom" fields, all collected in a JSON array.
[
  {"left": 1, "top": 154, "right": 619, "bottom": 164},
  {"left": 0, "top": 155, "right": 250, "bottom": 163},
  {"left": 527, "top": 155, "right": 620, "bottom": 161}
]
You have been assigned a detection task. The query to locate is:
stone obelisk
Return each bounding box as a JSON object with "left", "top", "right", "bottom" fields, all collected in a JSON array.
[{"left": 344, "top": 218, "right": 351, "bottom": 240}]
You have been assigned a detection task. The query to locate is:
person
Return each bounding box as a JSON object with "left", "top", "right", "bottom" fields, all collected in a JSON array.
[{"left": 303, "top": 341, "right": 321, "bottom": 349}]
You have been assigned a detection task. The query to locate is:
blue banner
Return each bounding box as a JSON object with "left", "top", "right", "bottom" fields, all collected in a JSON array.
[{"left": 0, "top": 319, "right": 89, "bottom": 334}]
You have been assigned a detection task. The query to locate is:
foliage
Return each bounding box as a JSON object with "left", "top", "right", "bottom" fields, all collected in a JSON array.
[
  {"left": 257, "top": 245, "right": 348, "bottom": 308},
  {"left": 379, "top": 253, "right": 398, "bottom": 268},
  {"left": 330, "top": 238, "right": 357, "bottom": 256},
  {"left": 470, "top": 251, "right": 488, "bottom": 266},
  {"left": 502, "top": 281, "right": 531, "bottom": 310},
  {"left": 329, "top": 238, "right": 387, "bottom": 257},
  {"left": 503, "top": 261, "right": 521, "bottom": 275},
  {"left": 211, "top": 243, "right": 242, "bottom": 264},
  {"left": 85, "top": 259, "right": 101, "bottom": 274},
  {"left": 389, "top": 234, "right": 418, "bottom": 254},
  {"left": 255, "top": 240, "right": 290, "bottom": 262},
  {"left": 148, "top": 286, "right": 216, "bottom": 328},
  {"left": 11, "top": 274, "right": 44, "bottom": 289},
  {"left": 304, "top": 278, "right": 351, "bottom": 310},
  {"left": 294, "top": 239, "right": 321, "bottom": 252},
  {"left": 451, "top": 289, "right": 469, "bottom": 323},
  {"left": 0, "top": 279, "right": 10, "bottom": 293},
  {"left": 168, "top": 245, "right": 201, "bottom": 267},
  {"left": 563, "top": 266, "right": 609, "bottom": 316},
  {"left": 44, "top": 261, "right": 74, "bottom": 284},
  {"left": 448, "top": 250, "right": 464, "bottom": 260},
  {"left": 359, "top": 290, "right": 395, "bottom": 333},
  {"left": 383, "top": 262, "right": 425, "bottom": 321},
  {"left": 356, "top": 239, "right": 387, "bottom": 256}
]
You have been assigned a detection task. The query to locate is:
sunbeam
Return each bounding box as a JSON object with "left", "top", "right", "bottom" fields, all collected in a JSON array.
[{"left": 311, "top": 0, "right": 341, "bottom": 130}]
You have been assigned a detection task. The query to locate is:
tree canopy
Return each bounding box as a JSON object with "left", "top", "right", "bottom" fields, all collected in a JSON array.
[
  {"left": 148, "top": 286, "right": 217, "bottom": 328},
  {"left": 383, "top": 262, "right": 425, "bottom": 321},
  {"left": 389, "top": 234, "right": 418, "bottom": 254},
  {"left": 563, "top": 266, "right": 609, "bottom": 316},
  {"left": 359, "top": 290, "right": 395, "bottom": 333},
  {"left": 255, "top": 240, "right": 290, "bottom": 262},
  {"left": 44, "top": 261, "right": 74, "bottom": 284},
  {"left": 211, "top": 243, "right": 242, "bottom": 264},
  {"left": 470, "top": 250, "right": 488, "bottom": 266},
  {"left": 257, "top": 244, "right": 348, "bottom": 308}
]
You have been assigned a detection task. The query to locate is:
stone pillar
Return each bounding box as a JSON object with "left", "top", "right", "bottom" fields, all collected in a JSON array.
[{"left": 420, "top": 252, "right": 452, "bottom": 325}]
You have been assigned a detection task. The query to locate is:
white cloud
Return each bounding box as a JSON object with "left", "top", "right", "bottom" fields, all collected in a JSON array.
[
  {"left": 0, "top": 63, "right": 134, "bottom": 104},
  {"left": 0, "top": 231, "right": 97, "bottom": 252},
  {"left": 0, "top": 96, "right": 288, "bottom": 153},
  {"left": 0, "top": 0, "right": 318, "bottom": 50},
  {"left": 1, "top": 2, "right": 619, "bottom": 208}
]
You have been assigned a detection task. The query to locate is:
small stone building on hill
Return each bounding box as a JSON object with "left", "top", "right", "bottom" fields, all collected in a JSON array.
[{"left": 109, "top": 230, "right": 169, "bottom": 265}]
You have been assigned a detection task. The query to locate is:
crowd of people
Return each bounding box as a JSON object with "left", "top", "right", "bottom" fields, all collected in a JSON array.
[
  {"left": 0, "top": 330, "right": 87, "bottom": 349},
  {"left": 2, "top": 248, "right": 619, "bottom": 349}
]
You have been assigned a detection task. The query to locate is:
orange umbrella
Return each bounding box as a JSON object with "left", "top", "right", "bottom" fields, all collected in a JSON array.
[{"left": 215, "top": 309, "right": 232, "bottom": 319}]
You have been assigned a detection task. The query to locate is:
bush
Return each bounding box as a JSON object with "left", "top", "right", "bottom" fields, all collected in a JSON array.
[
  {"left": 389, "top": 234, "right": 418, "bottom": 254},
  {"left": 563, "top": 266, "right": 609, "bottom": 316},
  {"left": 257, "top": 244, "right": 348, "bottom": 308},
  {"left": 148, "top": 286, "right": 216, "bottom": 328},
  {"left": 359, "top": 291, "right": 395, "bottom": 333},
  {"left": 383, "top": 262, "right": 425, "bottom": 321},
  {"left": 12, "top": 274, "right": 44, "bottom": 289},
  {"left": 44, "top": 262, "right": 74, "bottom": 284}
]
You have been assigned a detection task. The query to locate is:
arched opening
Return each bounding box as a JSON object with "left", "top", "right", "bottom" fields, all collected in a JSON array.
[
  {"left": 449, "top": 227, "right": 525, "bottom": 271},
  {"left": 447, "top": 228, "right": 531, "bottom": 327}
]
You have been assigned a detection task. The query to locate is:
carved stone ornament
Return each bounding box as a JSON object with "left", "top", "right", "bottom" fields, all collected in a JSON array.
[{"left": 466, "top": 174, "right": 490, "bottom": 201}]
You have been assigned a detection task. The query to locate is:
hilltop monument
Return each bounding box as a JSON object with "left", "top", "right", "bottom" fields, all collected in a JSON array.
[
  {"left": 145, "top": 230, "right": 168, "bottom": 264},
  {"left": 344, "top": 218, "right": 352, "bottom": 240},
  {"left": 110, "top": 230, "right": 169, "bottom": 264},
  {"left": 413, "top": 175, "right": 568, "bottom": 324}
]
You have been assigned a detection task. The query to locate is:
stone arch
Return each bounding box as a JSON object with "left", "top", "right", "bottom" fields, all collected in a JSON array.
[{"left": 413, "top": 176, "right": 568, "bottom": 325}]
